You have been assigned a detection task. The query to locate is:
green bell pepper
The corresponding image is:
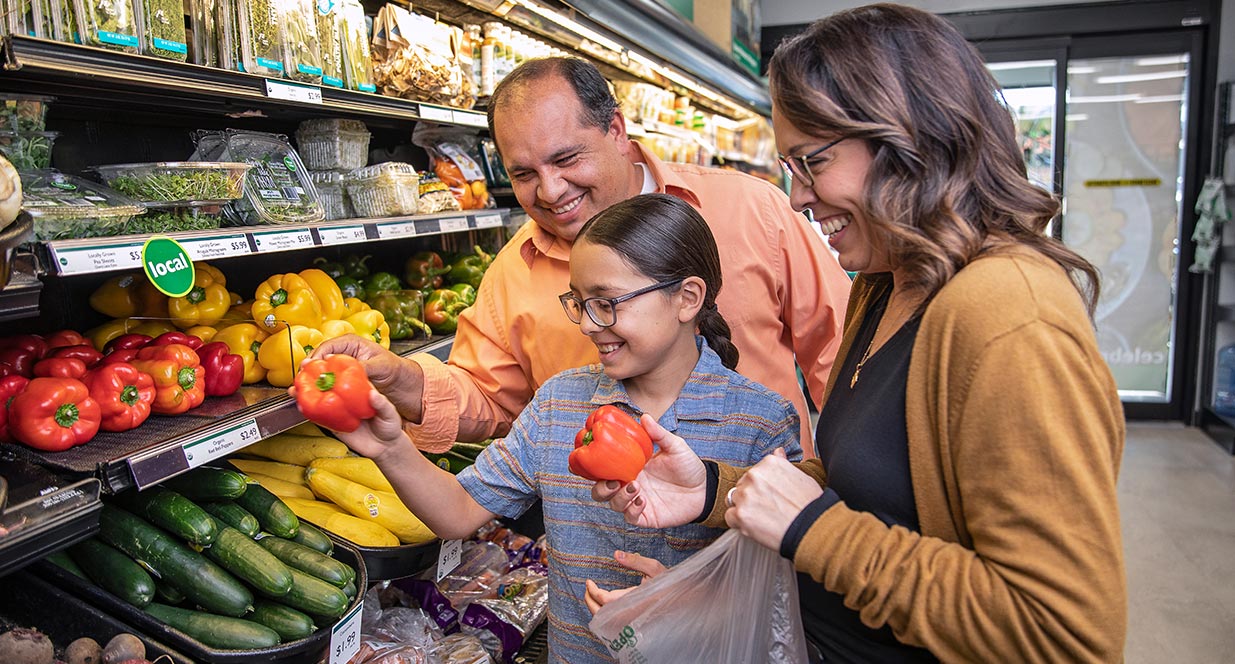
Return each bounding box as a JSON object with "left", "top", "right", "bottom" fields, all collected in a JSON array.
[
  {"left": 449, "top": 283, "right": 477, "bottom": 307},
  {"left": 425, "top": 288, "right": 470, "bottom": 334},
  {"left": 367, "top": 291, "right": 432, "bottom": 340},
  {"left": 405, "top": 251, "right": 451, "bottom": 291},
  {"left": 343, "top": 254, "right": 371, "bottom": 280},
  {"left": 363, "top": 272, "right": 403, "bottom": 300},
  {"left": 312, "top": 256, "right": 346, "bottom": 280},
  {"left": 447, "top": 245, "right": 493, "bottom": 290},
  {"left": 335, "top": 276, "right": 365, "bottom": 300}
]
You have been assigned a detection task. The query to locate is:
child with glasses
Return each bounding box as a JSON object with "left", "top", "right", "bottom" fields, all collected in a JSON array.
[{"left": 326, "top": 193, "right": 801, "bottom": 664}]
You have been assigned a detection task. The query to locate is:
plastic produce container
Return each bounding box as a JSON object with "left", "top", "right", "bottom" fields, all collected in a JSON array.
[
  {"left": 338, "top": 0, "right": 375, "bottom": 92},
  {"left": 308, "top": 170, "right": 350, "bottom": 220},
  {"left": 280, "top": 0, "right": 322, "bottom": 84},
  {"left": 0, "top": 130, "right": 57, "bottom": 170},
  {"left": 93, "top": 161, "right": 251, "bottom": 204},
  {"left": 0, "top": 94, "right": 54, "bottom": 133},
  {"left": 315, "top": 0, "right": 344, "bottom": 88},
  {"left": 72, "top": 0, "right": 141, "bottom": 52},
  {"left": 208, "top": 130, "right": 325, "bottom": 225},
  {"left": 19, "top": 170, "right": 145, "bottom": 240},
  {"left": 343, "top": 162, "right": 419, "bottom": 218},
  {"left": 235, "top": 0, "right": 285, "bottom": 77},
  {"left": 295, "top": 118, "right": 370, "bottom": 171},
  {"left": 139, "top": 0, "right": 189, "bottom": 60},
  {"left": 125, "top": 203, "right": 224, "bottom": 234}
]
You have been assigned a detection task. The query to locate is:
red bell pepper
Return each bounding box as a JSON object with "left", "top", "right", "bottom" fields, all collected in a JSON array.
[
  {"left": 0, "top": 334, "right": 48, "bottom": 358},
  {"left": 83, "top": 362, "right": 155, "bottom": 432},
  {"left": 567, "top": 405, "right": 654, "bottom": 483},
  {"left": 151, "top": 331, "right": 204, "bottom": 350},
  {"left": 103, "top": 333, "right": 153, "bottom": 354},
  {"left": 293, "top": 354, "right": 376, "bottom": 433},
  {"left": 0, "top": 375, "right": 30, "bottom": 443},
  {"left": 0, "top": 363, "right": 15, "bottom": 378},
  {"left": 100, "top": 349, "right": 141, "bottom": 366},
  {"left": 131, "top": 344, "right": 205, "bottom": 415},
  {"left": 33, "top": 357, "right": 89, "bottom": 380},
  {"left": 48, "top": 344, "right": 105, "bottom": 368},
  {"left": 0, "top": 346, "right": 41, "bottom": 377},
  {"left": 44, "top": 330, "right": 89, "bottom": 349},
  {"left": 196, "top": 342, "right": 244, "bottom": 397},
  {"left": 8, "top": 377, "right": 101, "bottom": 452}
]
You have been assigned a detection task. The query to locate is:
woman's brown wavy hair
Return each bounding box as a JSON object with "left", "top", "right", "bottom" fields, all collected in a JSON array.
[{"left": 769, "top": 3, "right": 1100, "bottom": 317}]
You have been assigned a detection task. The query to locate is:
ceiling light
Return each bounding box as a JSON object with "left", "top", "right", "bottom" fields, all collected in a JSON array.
[
  {"left": 1067, "top": 94, "right": 1143, "bottom": 104},
  {"left": 986, "top": 59, "right": 1056, "bottom": 70},
  {"left": 1095, "top": 71, "right": 1188, "bottom": 84},
  {"left": 1135, "top": 55, "right": 1189, "bottom": 66}
]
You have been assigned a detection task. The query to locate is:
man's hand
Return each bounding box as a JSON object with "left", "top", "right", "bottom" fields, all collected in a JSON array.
[
  {"left": 591, "top": 416, "right": 707, "bottom": 529},
  {"left": 310, "top": 335, "right": 426, "bottom": 424}
]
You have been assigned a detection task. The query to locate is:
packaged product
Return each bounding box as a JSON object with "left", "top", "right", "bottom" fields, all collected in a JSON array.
[
  {"left": 192, "top": 129, "right": 324, "bottom": 225},
  {"left": 138, "top": 0, "right": 189, "bottom": 61},
  {"left": 343, "top": 162, "right": 419, "bottom": 218},
  {"left": 189, "top": 0, "right": 218, "bottom": 66},
  {"left": 71, "top": 0, "right": 140, "bottom": 52},
  {"left": 125, "top": 204, "right": 223, "bottom": 233},
  {"left": 477, "top": 137, "right": 509, "bottom": 188},
  {"left": 281, "top": 0, "right": 322, "bottom": 83},
  {"left": 416, "top": 173, "right": 460, "bottom": 215},
  {"left": 371, "top": 5, "right": 474, "bottom": 108},
  {"left": 0, "top": 94, "right": 53, "bottom": 133},
  {"left": 235, "top": 0, "right": 285, "bottom": 77},
  {"left": 0, "top": 130, "right": 57, "bottom": 170},
  {"left": 460, "top": 567, "right": 548, "bottom": 662},
  {"left": 93, "top": 161, "right": 251, "bottom": 203},
  {"left": 4, "top": 0, "right": 45, "bottom": 38},
  {"left": 34, "top": 0, "right": 75, "bottom": 42},
  {"left": 338, "top": 0, "right": 375, "bottom": 92},
  {"left": 214, "top": 0, "right": 240, "bottom": 70},
  {"left": 309, "top": 169, "right": 350, "bottom": 220},
  {"left": 295, "top": 118, "right": 370, "bottom": 171},
  {"left": 412, "top": 124, "right": 492, "bottom": 210},
  {"left": 315, "top": 0, "right": 345, "bottom": 88},
  {"left": 19, "top": 170, "right": 145, "bottom": 240}
]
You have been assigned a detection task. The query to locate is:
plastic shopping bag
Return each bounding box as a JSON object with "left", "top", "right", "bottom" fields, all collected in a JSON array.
[{"left": 589, "top": 530, "right": 808, "bottom": 664}]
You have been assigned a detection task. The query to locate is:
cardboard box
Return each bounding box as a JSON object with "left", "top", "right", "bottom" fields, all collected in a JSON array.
[{"left": 692, "top": 0, "right": 761, "bottom": 75}]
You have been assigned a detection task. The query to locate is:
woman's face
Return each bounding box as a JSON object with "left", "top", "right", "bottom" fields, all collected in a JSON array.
[{"left": 772, "top": 105, "right": 893, "bottom": 275}]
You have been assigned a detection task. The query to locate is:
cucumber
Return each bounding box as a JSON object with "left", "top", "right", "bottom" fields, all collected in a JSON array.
[
  {"left": 234, "top": 483, "right": 299, "bottom": 538},
  {"left": 161, "top": 467, "right": 248, "bottom": 500},
  {"left": 342, "top": 578, "right": 357, "bottom": 600},
  {"left": 116, "top": 487, "right": 219, "bottom": 546},
  {"left": 204, "top": 525, "right": 294, "bottom": 597},
  {"left": 98, "top": 505, "right": 254, "bottom": 617},
  {"left": 68, "top": 538, "right": 156, "bottom": 608},
  {"left": 202, "top": 501, "right": 261, "bottom": 538},
  {"left": 280, "top": 568, "right": 350, "bottom": 618},
  {"left": 258, "top": 537, "right": 353, "bottom": 587},
  {"left": 144, "top": 603, "right": 281, "bottom": 649},
  {"left": 290, "top": 521, "right": 333, "bottom": 555},
  {"left": 155, "top": 582, "right": 186, "bottom": 605},
  {"left": 45, "top": 549, "right": 88, "bottom": 579},
  {"left": 249, "top": 600, "right": 316, "bottom": 641}
]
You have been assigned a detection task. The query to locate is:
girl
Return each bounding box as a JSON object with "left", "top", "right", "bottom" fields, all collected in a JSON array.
[{"left": 328, "top": 193, "right": 801, "bottom": 663}]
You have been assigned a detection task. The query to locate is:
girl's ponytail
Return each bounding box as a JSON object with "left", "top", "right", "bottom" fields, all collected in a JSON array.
[{"left": 697, "top": 302, "right": 739, "bottom": 370}]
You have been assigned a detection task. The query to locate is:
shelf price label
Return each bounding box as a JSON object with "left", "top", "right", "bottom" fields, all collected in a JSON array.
[
  {"left": 440, "top": 217, "right": 469, "bottom": 233},
  {"left": 182, "top": 418, "right": 261, "bottom": 469},
  {"left": 376, "top": 220, "right": 417, "bottom": 239},
  {"left": 318, "top": 225, "right": 368, "bottom": 245},
  {"left": 253, "top": 229, "right": 315, "bottom": 252},
  {"left": 329, "top": 601, "right": 364, "bottom": 664},
  {"left": 473, "top": 213, "right": 503, "bottom": 229},
  {"left": 266, "top": 79, "right": 323, "bottom": 105},
  {"left": 419, "top": 104, "right": 455, "bottom": 123},
  {"left": 51, "top": 242, "right": 144, "bottom": 275},
  {"left": 436, "top": 539, "right": 463, "bottom": 582},
  {"left": 451, "top": 110, "right": 488, "bottom": 128},
  {"left": 181, "top": 234, "right": 251, "bottom": 260}
]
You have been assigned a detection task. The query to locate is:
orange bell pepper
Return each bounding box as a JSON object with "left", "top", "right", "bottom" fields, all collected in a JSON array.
[{"left": 131, "top": 344, "right": 206, "bottom": 415}]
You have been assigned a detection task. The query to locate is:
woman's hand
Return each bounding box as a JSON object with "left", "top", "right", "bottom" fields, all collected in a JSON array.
[
  {"left": 327, "top": 387, "right": 412, "bottom": 466},
  {"left": 584, "top": 550, "right": 668, "bottom": 615},
  {"left": 725, "top": 450, "right": 824, "bottom": 551},
  {"left": 591, "top": 416, "right": 707, "bottom": 529}
]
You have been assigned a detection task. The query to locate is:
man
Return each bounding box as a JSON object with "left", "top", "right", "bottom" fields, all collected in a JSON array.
[{"left": 318, "top": 57, "right": 850, "bottom": 452}]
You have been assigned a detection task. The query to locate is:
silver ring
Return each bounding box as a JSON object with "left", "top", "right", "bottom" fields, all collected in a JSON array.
[{"left": 726, "top": 487, "right": 737, "bottom": 507}]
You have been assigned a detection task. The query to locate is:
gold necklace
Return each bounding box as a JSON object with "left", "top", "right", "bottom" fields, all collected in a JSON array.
[
  {"left": 850, "top": 291, "right": 918, "bottom": 389},
  {"left": 850, "top": 338, "right": 876, "bottom": 389}
]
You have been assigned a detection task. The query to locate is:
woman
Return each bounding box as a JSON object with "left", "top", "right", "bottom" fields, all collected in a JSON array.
[{"left": 589, "top": 4, "right": 1126, "bottom": 663}]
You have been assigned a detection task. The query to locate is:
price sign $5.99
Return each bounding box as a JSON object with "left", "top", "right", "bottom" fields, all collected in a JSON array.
[{"left": 330, "top": 601, "right": 364, "bottom": 664}]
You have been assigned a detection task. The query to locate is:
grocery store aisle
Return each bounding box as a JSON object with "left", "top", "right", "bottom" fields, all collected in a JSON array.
[{"left": 1121, "top": 422, "right": 1235, "bottom": 663}]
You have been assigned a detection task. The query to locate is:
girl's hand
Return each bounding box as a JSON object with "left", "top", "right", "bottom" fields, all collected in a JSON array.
[
  {"left": 591, "top": 416, "right": 707, "bottom": 529},
  {"left": 331, "top": 388, "right": 411, "bottom": 465},
  {"left": 724, "top": 450, "right": 824, "bottom": 551},
  {"left": 584, "top": 550, "right": 668, "bottom": 615}
]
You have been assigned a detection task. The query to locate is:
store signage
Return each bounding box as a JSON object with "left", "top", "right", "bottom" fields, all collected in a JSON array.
[
  {"left": 440, "top": 217, "right": 469, "bottom": 233},
  {"left": 180, "top": 234, "right": 252, "bottom": 260},
  {"left": 182, "top": 419, "right": 261, "bottom": 469},
  {"left": 329, "top": 602, "right": 364, "bottom": 664},
  {"left": 419, "top": 104, "right": 454, "bottom": 123},
  {"left": 141, "top": 236, "right": 195, "bottom": 297},
  {"left": 1084, "top": 178, "right": 1162, "bottom": 187},
  {"left": 451, "top": 110, "right": 488, "bottom": 128},
  {"left": 318, "top": 225, "right": 369, "bottom": 245},
  {"left": 473, "top": 213, "right": 503, "bottom": 229},
  {"left": 376, "top": 221, "right": 418, "bottom": 239},
  {"left": 51, "top": 241, "right": 144, "bottom": 275},
  {"left": 253, "top": 229, "right": 315, "bottom": 252},
  {"left": 266, "top": 79, "right": 323, "bottom": 105},
  {"left": 435, "top": 539, "right": 463, "bottom": 582}
]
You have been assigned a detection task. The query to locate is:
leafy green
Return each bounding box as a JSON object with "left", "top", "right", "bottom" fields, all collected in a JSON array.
[
  {"left": 142, "top": 0, "right": 189, "bottom": 61},
  {"left": 107, "top": 169, "right": 241, "bottom": 202},
  {"left": 80, "top": 0, "right": 140, "bottom": 53},
  {"left": 126, "top": 209, "right": 222, "bottom": 233},
  {"left": 0, "top": 133, "right": 55, "bottom": 170}
]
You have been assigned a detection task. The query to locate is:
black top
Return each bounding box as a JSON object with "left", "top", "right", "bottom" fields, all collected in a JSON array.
[{"left": 797, "top": 289, "right": 937, "bottom": 664}]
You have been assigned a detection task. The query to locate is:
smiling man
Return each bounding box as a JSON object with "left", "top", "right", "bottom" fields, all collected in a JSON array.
[{"left": 318, "top": 57, "right": 850, "bottom": 454}]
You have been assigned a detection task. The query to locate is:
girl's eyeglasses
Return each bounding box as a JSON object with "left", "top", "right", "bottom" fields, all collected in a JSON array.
[
  {"left": 777, "top": 138, "right": 844, "bottom": 187},
  {"left": 559, "top": 279, "right": 684, "bottom": 328}
]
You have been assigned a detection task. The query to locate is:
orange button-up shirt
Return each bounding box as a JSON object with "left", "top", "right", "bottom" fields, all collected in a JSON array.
[{"left": 406, "top": 143, "right": 850, "bottom": 454}]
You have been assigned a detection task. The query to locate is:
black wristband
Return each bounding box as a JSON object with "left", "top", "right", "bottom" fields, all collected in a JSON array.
[
  {"left": 779, "top": 489, "right": 839, "bottom": 560},
  {"left": 692, "top": 460, "right": 721, "bottom": 523}
]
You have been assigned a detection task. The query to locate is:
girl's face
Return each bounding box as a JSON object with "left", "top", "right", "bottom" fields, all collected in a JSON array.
[
  {"left": 567, "top": 240, "right": 704, "bottom": 390},
  {"left": 772, "top": 104, "right": 894, "bottom": 275}
]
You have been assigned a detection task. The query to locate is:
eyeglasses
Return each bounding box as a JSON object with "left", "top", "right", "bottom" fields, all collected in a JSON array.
[
  {"left": 777, "top": 138, "right": 844, "bottom": 187},
  {"left": 559, "top": 279, "right": 684, "bottom": 328}
]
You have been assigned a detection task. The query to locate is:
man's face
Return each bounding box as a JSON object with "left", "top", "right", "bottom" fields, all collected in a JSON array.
[{"left": 493, "top": 75, "right": 637, "bottom": 243}]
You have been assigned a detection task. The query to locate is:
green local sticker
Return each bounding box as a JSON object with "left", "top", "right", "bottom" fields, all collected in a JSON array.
[{"left": 142, "top": 236, "right": 195, "bottom": 297}]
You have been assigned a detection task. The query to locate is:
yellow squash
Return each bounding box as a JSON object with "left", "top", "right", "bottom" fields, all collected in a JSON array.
[
  {"left": 282, "top": 499, "right": 400, "bottom": 547},
  {"left": 243, "top": 433, "right": 349, "bottom": 466},
  {"left": 228, "top": 459, "right": 307, "bottom": 485},
  {"left": 308, "top": 457, "right": 395, "bottom": 493},
  {"left": 245, "top": 474, "right": 316, "bottom": 501},
  {"left": 305, "top": 469, "right": 435, "bottom": 545}
]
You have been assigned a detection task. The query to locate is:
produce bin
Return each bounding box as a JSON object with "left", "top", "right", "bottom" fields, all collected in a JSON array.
[
  {"left": 18, "top": 170, "right": 144, "bottom": 240},
  {"left": 0, "top": 94, "right": 54, "bottom": 133},
  {"left": 0, "top": 130, "right": 57, "bottom": 170},
  {"left": 93, "top": 161, "right": 252, "bottom": 204}
]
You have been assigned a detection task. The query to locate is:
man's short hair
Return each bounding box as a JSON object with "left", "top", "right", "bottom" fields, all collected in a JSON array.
[{"left": 486, "top": 57, "right": 619, "bottom": 147}]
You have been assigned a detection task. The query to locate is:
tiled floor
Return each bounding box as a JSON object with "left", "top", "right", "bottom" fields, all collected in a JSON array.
[{"left": 1122, "top": 422, "right": 1235, "bottom": 663}]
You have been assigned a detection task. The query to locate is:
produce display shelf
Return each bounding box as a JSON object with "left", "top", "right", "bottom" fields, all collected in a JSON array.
[
  {"left": 2, "top": 335, "right": 453, "bottom": 494},
  {"left": 0, "top": 453, "right": 102, "bottom": 577},
  {"left": 41, "top": 208, "right": 512, "bottom": 276},
  {"left": 0, "top": 35, "right": 491, "bottom": 127},
  {"left": 0, "top": 263, "right": 41, "bottom": 321}
]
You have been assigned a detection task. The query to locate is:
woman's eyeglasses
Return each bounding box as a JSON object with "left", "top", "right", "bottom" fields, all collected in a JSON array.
[
  {"left": 777, "top": 138, "right": 844, "bottom": 187},
  {"left": 559, "top": 279, "right": 684, "bottom": 328}
]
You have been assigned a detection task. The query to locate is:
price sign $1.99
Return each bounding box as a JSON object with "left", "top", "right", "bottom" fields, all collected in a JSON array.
[{"left": 330, "top": 601, "right": 364, "bottom": 664}]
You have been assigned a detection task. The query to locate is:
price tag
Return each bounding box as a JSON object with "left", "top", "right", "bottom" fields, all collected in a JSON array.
[
  {"left": 419, "top": 104, "right": 455, "bottom": 123},
  {"left": 328, "top": 601, "right": 364, "bottom": 664},
  {"left": 473, "top": 213, "right": 503, "bottom": 229},
  {"left": 266, "top": 79, "right": 323, "bottom": 104},
  {"left": 451, "top": 110, "right": 488, "bottom": 128},
  {"left": 376, "top": 221, "right": 417, "bottom": 239},
  {"left": 51, "top": 242, "right": 144, "bottom": 275},
  {"left": 182, "top": 419, "right": 261, "bottom": 468},
  {"left": 435, "top": 539, "right": 463, "bottom": 582},
  {"left": 253, "top": 229, "right": 315, "bottom": 252},
  {"left": 440, "top": 217, "right": 469, "bottom": 233},
  {"left": 181, "top": 234, "right": 251, "bottom": 260},
  {"left": 318, "top": 225, "right": 368, "bottom": 245}
]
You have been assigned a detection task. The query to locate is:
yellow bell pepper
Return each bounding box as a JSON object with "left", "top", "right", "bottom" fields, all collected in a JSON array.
[
  {"left": 135, "top": 278, "right": 170, "bottom": 317},
  {"left": 128, "top": 318, "right": 177, "bottom": 338},
  {"left": 345, "top": 310, "right": 391, "bottom": 349},
  {"left": 342, "top": 297, "right": 370, "bottom": 316},
  {"left": 215, "top": 323, "right": 269, "bottom": 384},
  {"left": 185, "top": 325, "right": 218, "bottom": 343},
  {"left": 89, "top": 273, "right": 143, "bottom": 318},
  {"left": 318, "top": 318, "right": 357, "bottom": 340},
  {"left": 253, "top": 273, "right": 323, "bottom": 334},
  {"left": 258, "top": 324, "right": 325, "bottom": 387},
  {"left": 298, "top": 268, "right": 346, "bottom": 321},
  {"left": 217, "top": 301, "right": 253, "bottom": 327},
  {"left": 169, "top": 262, "right": 231, "bottom": 329},
  {"left": 229, "top": 291, "right": 244, "bottom": 305}
]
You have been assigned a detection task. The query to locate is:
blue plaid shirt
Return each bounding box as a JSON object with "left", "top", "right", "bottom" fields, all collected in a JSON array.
[{"left": 457, "top": 338, "right": 802, "bottom": 663}]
